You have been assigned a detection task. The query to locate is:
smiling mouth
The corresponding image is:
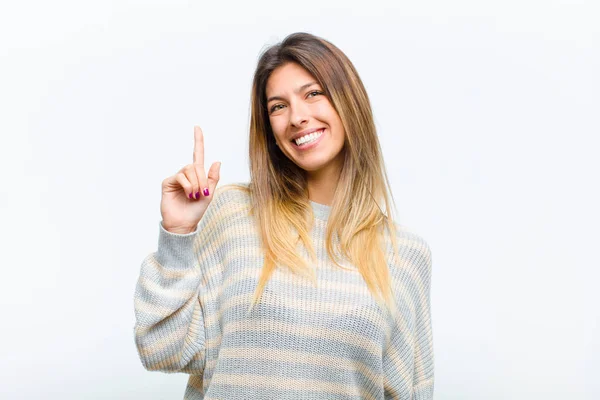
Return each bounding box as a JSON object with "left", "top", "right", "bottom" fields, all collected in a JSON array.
[{"left": 292, "top": 128, "right": 325, "bottom": 146}]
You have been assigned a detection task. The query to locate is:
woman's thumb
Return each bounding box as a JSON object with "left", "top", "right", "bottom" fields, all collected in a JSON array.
[{"left": 207, "top": 161, "right": 221, "bottom": 187}]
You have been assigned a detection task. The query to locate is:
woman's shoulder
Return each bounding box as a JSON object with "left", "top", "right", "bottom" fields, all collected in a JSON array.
[
  {"left": 387, "top": 221, "right": 433, "bottom": 275},
  {"left": 394, "top": 222, "right": 431, "bottom": 251},
  {"left": 211, "top": 182, "right": 252, "bottom": 208},
  {"left": 196, "top": 182, "right": 253, "bottom": 237}
]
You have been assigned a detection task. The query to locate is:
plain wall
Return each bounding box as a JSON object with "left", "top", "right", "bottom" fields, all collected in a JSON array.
[{"left": 1, "top": 0, "right": 598, "bottom": 398}]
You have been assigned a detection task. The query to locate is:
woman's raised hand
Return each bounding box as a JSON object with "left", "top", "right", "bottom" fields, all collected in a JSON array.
[{"left": 160, "top": 126, "right": 221, "bottom": 234}]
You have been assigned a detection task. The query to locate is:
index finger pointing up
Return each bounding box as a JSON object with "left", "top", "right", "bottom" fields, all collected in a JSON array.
[{"left": 193, "top": 125, "right": 204, "bottom": 165}]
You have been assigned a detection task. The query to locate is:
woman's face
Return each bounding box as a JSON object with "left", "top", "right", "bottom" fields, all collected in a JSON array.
[{"left": 266, "top": 62, "right": 346, "bottom": 175}]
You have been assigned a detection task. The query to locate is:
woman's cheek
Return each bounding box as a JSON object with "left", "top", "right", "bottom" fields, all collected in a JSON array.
[
  {"left": 312, "top": 102, "right": 332, "bottom": 117},
  {"left": 271, "top": 121, "right": 287, "bottom": 139}
]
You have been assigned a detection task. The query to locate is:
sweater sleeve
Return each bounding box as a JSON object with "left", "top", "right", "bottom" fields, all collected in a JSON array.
[
  {"left": 411, "top": 243, "right": 434, "bottom": 399},
  {"left": 133, "top": 192, "right": 225, "bottom": 374},
  {"left": 383, "top": 238, "right": 434, "bottom": 399}
]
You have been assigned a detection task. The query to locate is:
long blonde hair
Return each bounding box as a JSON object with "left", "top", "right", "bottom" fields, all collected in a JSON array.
[{"left": 240, "top": 32, "right": 401, "bottom": 314}]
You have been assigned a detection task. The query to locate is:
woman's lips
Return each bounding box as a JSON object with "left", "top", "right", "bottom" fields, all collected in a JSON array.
[{"left": 291, "top": 128, "right": 325, "bottom": 150}]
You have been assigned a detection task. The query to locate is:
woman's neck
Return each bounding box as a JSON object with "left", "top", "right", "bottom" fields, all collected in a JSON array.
[{"left": 306, "top": 160, "right": 343, "bottom": 205}]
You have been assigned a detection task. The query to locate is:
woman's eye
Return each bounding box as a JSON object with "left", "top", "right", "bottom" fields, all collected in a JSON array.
[
  {"left": 269, "top": 92, "right": 322, "bottom": 113},
  {"left": 270, "top": 104, "right": 284, "bottom": 113}
]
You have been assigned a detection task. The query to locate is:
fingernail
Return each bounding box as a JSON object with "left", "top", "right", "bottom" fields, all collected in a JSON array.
[
  {"left": 189, "top": 192, "right": 193, "bottom": 199},
  {"left": 203, "top": 188, "right": 209, "bottom": 196},
  {"left": 195, "top": 191, "right": 200, "bottom": 199}
]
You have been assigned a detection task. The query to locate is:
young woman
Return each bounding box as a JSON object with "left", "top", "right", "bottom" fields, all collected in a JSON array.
[{"left": 134, "top": 32, "right": 434, "bottom": 400}]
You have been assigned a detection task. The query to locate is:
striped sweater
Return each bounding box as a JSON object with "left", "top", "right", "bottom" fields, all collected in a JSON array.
[{"left": 133, "top": 183, "right": 434, "bottom": 399}]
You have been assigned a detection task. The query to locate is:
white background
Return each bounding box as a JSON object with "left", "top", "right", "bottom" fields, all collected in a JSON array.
[{"left": 1, "top": 0, "right": 598, "bottom": 399}]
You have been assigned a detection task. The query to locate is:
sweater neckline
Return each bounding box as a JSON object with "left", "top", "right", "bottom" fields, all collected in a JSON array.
[{"left": 309, "top": 200, "right": 331, "bottom": 221}]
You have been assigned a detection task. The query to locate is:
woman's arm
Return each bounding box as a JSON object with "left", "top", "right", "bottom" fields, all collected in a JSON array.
[
  {"left": 383, "top": 238, "right": 434, "bottom": 399},
  {"left": 133, "top": 186, "right": 230, "bottom": 374},
  {"left": 133, "top": 222, "right": 207, "bottom": 374},
  {"left": 411, "top": 248, "right": 434, "bottom": 399}
]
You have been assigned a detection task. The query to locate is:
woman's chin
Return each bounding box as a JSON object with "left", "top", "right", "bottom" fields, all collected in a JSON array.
[{"left": 296, "top": 159, "right": 332, "bottom": 174}]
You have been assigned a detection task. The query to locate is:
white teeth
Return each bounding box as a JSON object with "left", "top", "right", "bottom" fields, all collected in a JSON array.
[{"left": 294, "top": 129, "right": 324, "bottom": 146}]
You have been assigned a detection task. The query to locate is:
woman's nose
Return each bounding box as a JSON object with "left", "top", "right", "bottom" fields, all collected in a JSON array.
[{"left": 290, "top": 103, "right": 309, "bottom": 127}]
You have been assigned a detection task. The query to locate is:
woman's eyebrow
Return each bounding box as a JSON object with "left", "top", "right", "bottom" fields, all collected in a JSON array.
[{"left": 267, "top": 81, "right": 319, "bottom": 103}]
